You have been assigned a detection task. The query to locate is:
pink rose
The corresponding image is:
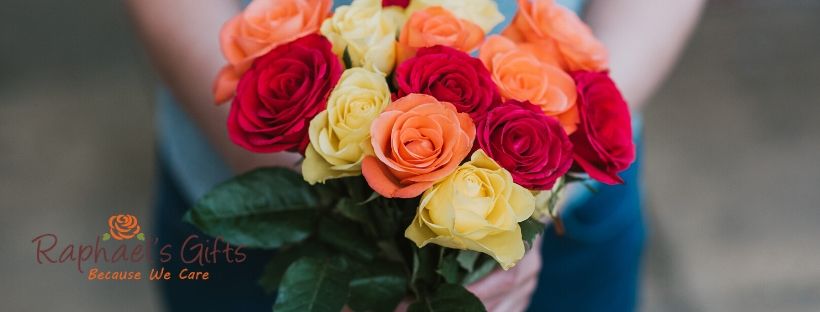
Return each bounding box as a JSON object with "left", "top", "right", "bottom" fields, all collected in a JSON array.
[{"left": 477, "top": 100, "right": 573, "bottom": 190}]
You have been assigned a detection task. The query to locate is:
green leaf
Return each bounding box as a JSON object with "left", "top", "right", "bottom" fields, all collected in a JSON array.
[
  {"left": 336, "top": 197, "right": 370, "bottom": 224},
  {"left": 369, "top": 198, "right": 402, "bottom": 238},
  {"left": 407, "top": 284, "right": 486, "bottom": 312},
  {"left": 339, "top": 176, "right": 369, "bottom": 201},
  {"left": 519, "top": 217, "right": 546, "bottom": 247},
  {"left": 136, "top": 233, "right": 145, "bottom": 241},
  {"left": 348, "top": 261, "right": 408, "bottom": 312},
  {"left": 101, "top": 233, "right": 110, "bottom": 241},
  {"left": 317, "top": 217, "right": 378, "bottom": 261},
  {"left": 385, "top": 69, "right": 399, "bottom": 94},
  {"left": 357, "top": 191, "right": 381, "bottom": 205},
  {"left": 412, "top": 246, "right": 439, "bottom": 287},
  {"left": 185, "top": 168, "right": 322, "bottom": 248},
  {"left": 273, "top": 257, "right": 352, "bottom": 312},
  {"left": 461, "top": 257, "right": 497, "bottom": 286},
  {"left": 377, "top": 240, "right": 404, "bottom": 262},
  {"left": 258, "top": 242, "right": 332, "bottom": 294},
  {"left": 437, "top": 253, "right": 460, "bottom": 284},
  {"left": 455, "top": 251, "right": 479, "bottom": 273},
  {"left": 342, "top": 47, "right": 353, "bottom": 69}
]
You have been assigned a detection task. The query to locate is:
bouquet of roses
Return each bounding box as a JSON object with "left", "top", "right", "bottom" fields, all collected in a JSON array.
[{"left": 188, "top": 0, "right": 635, "bottom": 311}]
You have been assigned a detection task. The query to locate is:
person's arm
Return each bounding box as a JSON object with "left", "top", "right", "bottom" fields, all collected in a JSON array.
[
  {"left": 125, "top": 0, "right": 302, "bottom": 173},
  {"left": 585, "top": 0, "right": 707, "bottom": 110}
]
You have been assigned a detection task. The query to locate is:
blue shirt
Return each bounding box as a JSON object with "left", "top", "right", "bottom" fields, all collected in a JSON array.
[{"left": 158, "top": 0, "right": 589, "bottom": 202}]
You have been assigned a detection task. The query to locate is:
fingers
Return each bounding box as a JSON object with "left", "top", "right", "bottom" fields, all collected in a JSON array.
[
  {"left": 466, "top": 267, "right": 517, "bottom": 307},
  {"left": 483, "top": 297, "right": 503, "bottom": 312},
  {"left": 465, "top": 237, "right": 544, "bottom": 311},
  {"left": 491, "top": 238, "right": 541, "bottom": 311},
  {"left": 476, "top": 238, "right": 544, "bottom": 312},
  {"left": 516, "top": 245, "right": 542, "bottom": 282}
]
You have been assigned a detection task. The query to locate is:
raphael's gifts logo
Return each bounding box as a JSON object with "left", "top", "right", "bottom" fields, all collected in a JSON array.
[
  {"left": 102, "top": 214, "right": 144, "bottom": 241},
  {"left": 31, "top": 214, "right": 246, "bottom": 281}
]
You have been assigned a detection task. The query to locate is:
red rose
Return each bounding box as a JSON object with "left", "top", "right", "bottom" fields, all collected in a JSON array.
[
  {"left": 382, "top": 0, "right": 409, "bottom": 8},
  {"left": 228, "top": 34, "right": 342, "bottom": 154},
  {"left": 570, "top": 71, "right": 635, "bottom": 184},
  {"left": 477, "top": 100, "right": 573, "bottom": 190},
  {"left": 395, "top": 45, "right": 501, "bottom": 121}
]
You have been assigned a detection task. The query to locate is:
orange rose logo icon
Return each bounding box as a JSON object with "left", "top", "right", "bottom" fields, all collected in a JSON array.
[{"left": 102, "top": 214, "right": 144, "bottom": 241}]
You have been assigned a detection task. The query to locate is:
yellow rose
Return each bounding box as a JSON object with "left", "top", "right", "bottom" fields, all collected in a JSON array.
[
  {"left": 405, "top": 150, "right": 535, "bottom": 270},
  {"left": 302, "top": 68, "right": 391, "bottom": 184},
  {"left": 405, "top": 0, "right": 504, "bottom": 33},
  {"left": 382, "top": 6, "right": 408, "bottom": 30},
  {"left": 320, "top": 0, "right": 399, "bottom": 75}
]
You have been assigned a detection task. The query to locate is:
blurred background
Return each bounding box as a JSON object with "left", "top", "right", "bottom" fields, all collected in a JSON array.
[{"left": 2, "top": 0, "right": 820, "bottom": 311}]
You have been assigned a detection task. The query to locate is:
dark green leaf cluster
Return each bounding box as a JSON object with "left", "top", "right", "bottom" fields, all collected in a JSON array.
[{"left": 185, "top": 167, "right": 548, "bottom": 311}]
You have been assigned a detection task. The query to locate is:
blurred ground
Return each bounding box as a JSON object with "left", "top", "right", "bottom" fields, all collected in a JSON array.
[{"left": 1, "top": 1, "right": 819, "bottom": 311}]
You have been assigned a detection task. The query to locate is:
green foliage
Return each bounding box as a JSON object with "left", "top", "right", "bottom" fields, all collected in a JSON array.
[
  {"left": 437, "top": 252, "right": 460, "bottom": 284},
  {"left": 357, "top": 191, "right": 381, "bottom": 205},
  {"left": 185, "top": 168, "right": 323, "bottom": 248},
  {"left": 348, "top": 261, "right": 408, "bottom": 312},
  {"left": 412, "top": 246, "right": 439, "bottom": 288},
  {"left": 187, "top": 170, "right": 501, "bottom": 312},
  {"left": 336, "top": 197, "right": 370, "bottom": 225},
  {"left": 369, "top": 197, "right": 409, "bottom": 239},
  {"left": 455, "top": 250, "right": 479, "bottom": 273},
  {"left": 461, "top": 257, "right": 497, "bottom": 286},
  {"left": 258, "top": 242, "right": 332, "bottom": 293},
  {"left": 342, "top": 47, "right": 353, "bottom": 69},
  {"left": 407, "top": 284, "right": 487, "bottom": 312},
  {"left": 520, "top": 217, "right": 546, "bottom": 247},
  {"left": 273, "top": 257, "right": 353, "bottom": 312},
  {"left": 318, "top": 217, "right": 378, "bottom": 261}
]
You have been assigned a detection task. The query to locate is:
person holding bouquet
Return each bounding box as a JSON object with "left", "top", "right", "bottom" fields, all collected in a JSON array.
[{"left": 127, "top": 0, "right": 705, "bottom": 311}]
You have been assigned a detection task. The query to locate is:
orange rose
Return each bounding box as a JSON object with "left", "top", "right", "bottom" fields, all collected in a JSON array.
[
  {"left": 502, "top": 0, "right": 608, "bottom": 72},
  {"left": 213, "top": 0, "right": 332, "bottom": 103},
  {"left": 397, "top": 6, "right": 485, "bottom": 62},
  {"left": 108, "top": 214, "right": 141, "bottom": 240},
  {"left": 362, "top": 94, "right": 475, "bottom": 198},
  {"left": 479, "top": 35, "right": 579, "bottom": 134}
]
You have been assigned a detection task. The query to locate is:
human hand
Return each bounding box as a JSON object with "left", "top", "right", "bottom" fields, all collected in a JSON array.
[{"left": 465, "top": 237, "right": 543, "bottom": 312}]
